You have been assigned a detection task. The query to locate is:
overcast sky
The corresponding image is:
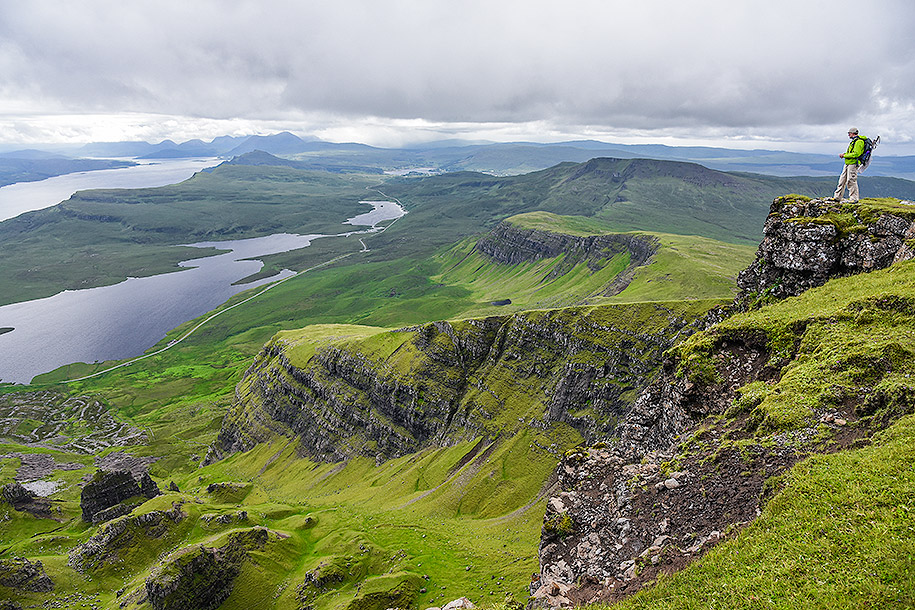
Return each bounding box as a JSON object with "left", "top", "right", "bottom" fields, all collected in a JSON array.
[{"left": 1, "top": 0, "right": 914, "bottom": 153}]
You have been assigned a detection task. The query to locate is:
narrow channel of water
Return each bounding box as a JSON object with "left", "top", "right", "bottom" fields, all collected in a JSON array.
[{"left": 0, "top": 200, "right": 405, "bottom": 384}]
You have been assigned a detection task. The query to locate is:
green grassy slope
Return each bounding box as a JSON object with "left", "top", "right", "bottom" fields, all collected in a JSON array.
[
  {"left": 605, "top": 260, "right": 915, "bottom": 610},
  {"left": 6, "top": 260, "right": 915, "bottom": 609},
  {"left": 4, "top": 154, "right": 914, "bottom": 609},
  {"left": 4, "top": 157, "right": 914, "bottom": 309},
  {"left": 615, "top": 416, "right": 915, "bottom": 609},
  {"left": 374, "top": 158, "right": 915, "bottom": 252},
  {"left": 3, "top": 298, "right": 714, "bottom": 610},
  {"left": 0, "top": 433, "right": 565, "bottom": 610}
]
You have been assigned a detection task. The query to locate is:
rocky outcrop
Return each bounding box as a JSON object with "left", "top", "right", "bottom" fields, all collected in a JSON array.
[
  {"left": 475, "top": 222, "right": 658, "bottom": 295},
  {"left": 144, "top": 528, "right": 269, "bottom": 610},
  {"left": 736, "top": 195, "right": 915, "bottom": 306},
  {"left": 532, "top": 337, "right": 785, "bottom": 607},
  {"left": 68, "top": 503, "right": 187, "bottom": 572},
  {"left": 0, "top": 557, "right": 54, "bottom": 592},
  {"left": 1, "top": 482, "right": 32, "bottom": 506},
  {"left": 1, "top": 482, "right": 53, "bottom": 519},
  {"left": 79, "top": 469, "right": 160, "bottom": 523},
  {"left": 210, "top": 303, "right": 701, "bottom": 464}
]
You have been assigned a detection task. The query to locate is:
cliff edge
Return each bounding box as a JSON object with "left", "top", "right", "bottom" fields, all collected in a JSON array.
[
  {"left": 736, "top": 195, "right": 915, "bottom": 307},
  {"left": 532, "top": 196, "right": 915, "bottom": 608}
]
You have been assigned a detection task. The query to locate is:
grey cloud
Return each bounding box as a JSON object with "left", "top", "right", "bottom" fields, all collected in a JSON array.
[{"left": 0, "top": 0, "right": 914, "bottom": 142}]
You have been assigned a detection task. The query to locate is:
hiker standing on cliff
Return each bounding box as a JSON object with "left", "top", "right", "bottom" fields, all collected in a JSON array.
[{"left": 833, "top": 127, "right": 866, "bottom": 202}]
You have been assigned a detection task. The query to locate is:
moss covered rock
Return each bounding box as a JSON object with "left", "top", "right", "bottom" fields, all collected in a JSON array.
[{"left": 736, "top": 196, "right": 915, "bottom": 307}]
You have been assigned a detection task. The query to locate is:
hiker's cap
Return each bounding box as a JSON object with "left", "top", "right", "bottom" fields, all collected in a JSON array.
[{"left": 848, "top": 127, "right": 859, "bottom": 134}]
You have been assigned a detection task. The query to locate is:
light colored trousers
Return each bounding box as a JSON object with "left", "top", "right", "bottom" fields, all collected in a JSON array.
[{"left": 834, "top": 163, "right": 859, "bottom": 201}]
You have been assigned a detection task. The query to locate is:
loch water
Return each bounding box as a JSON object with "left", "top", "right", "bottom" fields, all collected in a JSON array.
[{"left": 0, "top": 198, "right": 405, "bottom": 384}]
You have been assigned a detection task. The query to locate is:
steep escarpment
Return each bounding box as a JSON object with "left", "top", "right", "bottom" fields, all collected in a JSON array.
[
  {"left": 475, "top": 221, "right": 658, "bottom": 293},
  {"left": 80, "top": 469, "right": 161, "bottom": 523},
  {"left": 211, "top": 302, "right": 711, "bottom": 464},
  {"left": 532, "top": 196, "right": 915, "bottom": 608}
]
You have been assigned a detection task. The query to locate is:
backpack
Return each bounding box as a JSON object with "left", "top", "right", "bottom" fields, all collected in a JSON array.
[{"left": 856, "top": 135, "right": 880, "bottom": 171}]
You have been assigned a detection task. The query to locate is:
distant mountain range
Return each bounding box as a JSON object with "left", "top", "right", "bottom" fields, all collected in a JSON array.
[{"left": 3, "top": 132, "right": 915, "bottom": 180}]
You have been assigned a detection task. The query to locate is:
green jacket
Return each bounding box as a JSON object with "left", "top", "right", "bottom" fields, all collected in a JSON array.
[{"left": 844, "top": 136, "right": 867, "bottom": 165}]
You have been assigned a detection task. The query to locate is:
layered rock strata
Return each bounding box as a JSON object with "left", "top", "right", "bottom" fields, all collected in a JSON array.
[
  {"left": 79, "top": 469, "right": 160, "bottom": 523},
  {"left": 475, "top": 222, "right": 658, "bottom": 294},
  {"left": 211, "top": 303, "right": 701, "bottom": 464}
]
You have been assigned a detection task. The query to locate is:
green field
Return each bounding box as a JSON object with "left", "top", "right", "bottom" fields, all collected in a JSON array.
[{"left": 2, "top": 159, "right": 915, "bottom": 609}]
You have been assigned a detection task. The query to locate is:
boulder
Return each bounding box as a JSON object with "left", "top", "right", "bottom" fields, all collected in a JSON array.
[
  {"left": 0, "top": 557, "right": 54, "bottom": 592},
  {"left": 80, "top": 469, "right": 160, "bottom": 523}
]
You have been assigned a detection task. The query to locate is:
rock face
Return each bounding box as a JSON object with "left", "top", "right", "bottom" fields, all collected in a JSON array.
[
  {"left": 475, "top": 222, "right": 658, "bottom": 295},
  {"left": 0, "top": 557, "right": 54, "bottom": 592},
  {"left": 736, "top": 195, "right": 915, "bottom": 305},
  {"left": 210, "top": 303, "right": 701, "bottom": 464},
  {"left": 144, "top": 528, "right": 268, "bottom": 610},
  {"left": 532, "top": 339, "right": 790, "bottom": 607},
  {"left": 1, "top": 481, "right": 53, "bottom": 520},
  {"left": 1, "top": 482, "right": 32, "bottom": 505},
  {"left": 79, "top": 469, "right": 160, "bottom": 523},
  {"left": 68, "top": 504, "right": 187, "bottom": 572}
]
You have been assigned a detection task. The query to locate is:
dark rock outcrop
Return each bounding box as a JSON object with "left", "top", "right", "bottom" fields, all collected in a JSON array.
[
  {"left": 736, "top": 195, "right": 915, "bottom": 306},
  {"left": 1, "top": 482, "right": 53, "bottom": 519},
  {"left": 1, "top": 482, "right": 31, "bottom": 505},
  {"left": 0, "top": 557, "right": 54, "bottom": 592},
  {"left": 532, "top": 339, "right": 792, "bottom": 607},
  {"left": 144, "top": 528, "right": 268, "bottom": 610},
  {"left": 69, "top": 504, "right": 187, "bottom": 572},
  {"left": 532, "top": 194, "right": 915, "bottom": 607},
  {"left": 79, "top": 469, "right": 160, "bottom": 523}
]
